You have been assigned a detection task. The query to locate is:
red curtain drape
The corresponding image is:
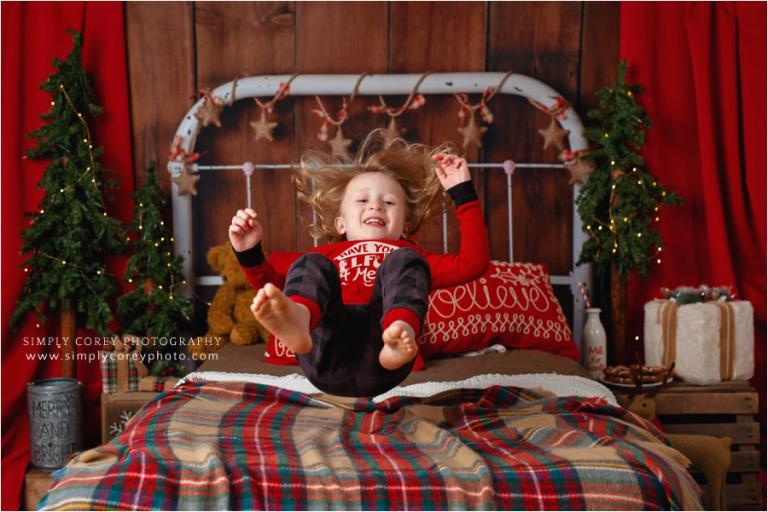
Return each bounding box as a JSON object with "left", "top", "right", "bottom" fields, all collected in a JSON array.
[
  {"left": 620, "top": 0, "right": 766, "bottom": 451},
  {"left": 1, "top": 2, "right": 134, "bottom": 509}
]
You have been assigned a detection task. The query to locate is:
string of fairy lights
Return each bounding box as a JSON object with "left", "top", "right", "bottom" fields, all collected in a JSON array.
[
  {"left": 49, "top": 83, "right": 106, "bottom": 208},
  {"left": 582, "top": 154, "right": 667, "bottom": 266},
  {"left": 124, "top": 209, "right": 213, "bottom": 309}
]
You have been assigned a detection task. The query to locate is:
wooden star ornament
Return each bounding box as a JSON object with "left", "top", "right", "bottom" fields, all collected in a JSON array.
[
  {"left": 195, "top": 90, "right": 223, "bottom": 128},
  {"left": 565, "top": 157, "right": 595, "bottom": 185},
  {"left": 328, "top": 127, "right": 352, "bottom": 158},
  {"left": 250, "top": 110, "right": 278, "bottom": 142},
  {"left": 171, "top": 167, "right": 201, "bottom": 196},
  {"left": 458, "top": 114, "right": 487, "bottom": 149},
  {"left": 538, "top": 118, "right": 570, "bottom": 151},
  {"left": 382, "top": 118, "right": 405, "bottom": 147}
]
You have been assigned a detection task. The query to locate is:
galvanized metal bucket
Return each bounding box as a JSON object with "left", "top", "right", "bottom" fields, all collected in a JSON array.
[{"left": 27, "top": 378, "right": 83, "bottom": 469}]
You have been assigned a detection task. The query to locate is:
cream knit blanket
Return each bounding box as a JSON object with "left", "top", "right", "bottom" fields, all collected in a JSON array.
[{"left": 179, "top": 371, "right": 618, "bottom": 406}]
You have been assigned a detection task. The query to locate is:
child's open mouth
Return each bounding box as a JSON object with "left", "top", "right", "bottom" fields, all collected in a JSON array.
[{"left": 364, "top": 217, "right": 385, "bottom": 227}]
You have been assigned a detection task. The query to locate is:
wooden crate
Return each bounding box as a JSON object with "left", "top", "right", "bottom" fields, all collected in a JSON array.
[
  {"left": 101, "top": 392, "right": 158, "bottom": 443},
  {"left": 622, "top": 381, "right": 762, "bottom": 511},
  {"left": 24, "top": 467, "right": 53, "bottom": 511}
]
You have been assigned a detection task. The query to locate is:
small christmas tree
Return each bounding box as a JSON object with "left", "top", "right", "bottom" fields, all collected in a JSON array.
[
  {"left": 118, "top": 164, "right": 192, "bottom": 376},
  {"left": 576, "top": 60, "right": 681, "bottom": 278},
  {"left": 11, "top": 31, "right": 125, "bottom": 374},
  {"left": 576, "top": 60, "right": 682, "bottom": 364}
]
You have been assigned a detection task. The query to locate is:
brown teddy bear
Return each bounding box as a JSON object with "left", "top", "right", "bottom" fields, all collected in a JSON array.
[{"left": 188, "top": 243, "right": 269, "bottom": 359}]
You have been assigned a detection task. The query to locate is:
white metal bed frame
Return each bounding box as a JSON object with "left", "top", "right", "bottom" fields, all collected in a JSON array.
[{"left": 167, "top": 72, "right": 592, "bottom": 347}]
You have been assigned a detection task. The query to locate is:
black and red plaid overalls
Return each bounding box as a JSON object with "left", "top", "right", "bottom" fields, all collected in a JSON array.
[{"left": 283, "top": 247, "right": 430, "bottom": 397}]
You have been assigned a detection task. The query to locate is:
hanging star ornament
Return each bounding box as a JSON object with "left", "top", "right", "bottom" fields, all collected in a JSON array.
[
  {"left": 250, "top": 78, "right": 294, "bottom": 143},
  {"left": 382, "top": 118, "right": 405, "bottom": 147},
  {"left": 458, "top": 113, "right": 487, "bottom": 149},
  {"left": 328, "top": 127, "right": 352, "bottom": 158},
  {"left": 194, "top": 90, "right": 223, "bottom": 128},
  {"left": 538, "top": 118, "right": 570, "bottom": 151},
  {"left": 565, "top": 157, "right": 595, "bottom": 185},
  {"left": 250, "top": 110, "right": 278, "bottom": 142},
  {"left": 171, "top": 167, "right": 201, "bottom": 196}
]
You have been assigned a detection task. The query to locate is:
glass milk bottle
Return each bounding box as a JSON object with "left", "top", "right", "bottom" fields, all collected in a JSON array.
[{"left": 582, "top": 308, "right": 607, "bottom": 378}]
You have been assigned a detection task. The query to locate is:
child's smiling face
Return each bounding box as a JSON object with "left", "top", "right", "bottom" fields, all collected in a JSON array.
[{"left": 335, "top": 172, "right": 408, "bottom": 241}]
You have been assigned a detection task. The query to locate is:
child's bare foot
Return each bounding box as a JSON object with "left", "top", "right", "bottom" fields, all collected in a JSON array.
[
  {"left": 251, "top": 283, "right": 312, "bottom": 354},
  {"left": 379, "top": 320, "right": 418, "bottom": 370}
]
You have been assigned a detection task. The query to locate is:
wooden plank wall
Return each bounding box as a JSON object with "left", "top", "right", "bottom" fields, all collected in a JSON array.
[{"left": 125, "top": 1, "right": 619, "bottom": 326}]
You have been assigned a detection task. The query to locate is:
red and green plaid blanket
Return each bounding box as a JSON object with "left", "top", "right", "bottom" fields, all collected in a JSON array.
[{"left": 41, "top": 381, "right": 701, "bottom": 510}]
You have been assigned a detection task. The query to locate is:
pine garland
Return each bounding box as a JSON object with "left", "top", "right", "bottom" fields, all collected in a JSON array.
[
  {"left": 11, "top": 31, "right": 125, "bottom": 335},
  {"left": 662, "top": 285, "right": 736, "bottom": 305},
  {"left": 150, "top": 359, "right": 188, "bottom": 378},
  {"left": 117, "top": 163, "right": 192, "bottom": 347},
  {"left": 576, "top": 60, "right": 682, "bottom": 278}
]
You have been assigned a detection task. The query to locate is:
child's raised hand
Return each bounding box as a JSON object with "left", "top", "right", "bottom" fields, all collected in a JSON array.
[
  {"left": 432, "top": 153, "right": 471, "bottom": 190},
  {"left": 229, "top": 208, "right": 263, "bottom": 252}
]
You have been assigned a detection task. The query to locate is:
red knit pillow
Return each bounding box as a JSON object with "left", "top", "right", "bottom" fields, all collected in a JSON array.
[
  {"left": 264, "top": 336, "right": 298, "bottom": 365},
  {"left": 418, "top": 261, "right": 578, "bottom": 360},
  {"left": 265, "top": 335, "right": 426, "bottom": 370},
  {"left": 260, "top": 251, "right": 302, "bottom": 366},
  {"left": 264, "top": 260, "right": 578, "bottom": 364}
]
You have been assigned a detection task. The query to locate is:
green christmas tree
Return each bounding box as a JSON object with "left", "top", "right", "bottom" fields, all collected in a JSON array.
[
  {"left": 576, "top": 60, "right": 682, "bottom": 280},
  {"left": 118, "top": 163, "right": 192, "bottom": 375},
  {"left": 11, "top": 32, "right": 125, "bottom": 352}
]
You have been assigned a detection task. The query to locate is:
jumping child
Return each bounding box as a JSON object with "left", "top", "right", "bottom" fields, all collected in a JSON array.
[{"left": 229, "top": 131, "right": 489, "bottom": 397}]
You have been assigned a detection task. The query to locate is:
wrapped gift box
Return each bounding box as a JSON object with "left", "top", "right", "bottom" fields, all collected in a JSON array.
[
  {"left": 100, "top": 352, "right": 141, "bottom": 393},
  {"left": 644, "top": 300, "right": 754, "bottom": 384},
  {"left": 138, "top": 376, "right": 177, "bottom": 392},
  {"left": 100, "top": 337, "right": 149, "bottom": 393}
]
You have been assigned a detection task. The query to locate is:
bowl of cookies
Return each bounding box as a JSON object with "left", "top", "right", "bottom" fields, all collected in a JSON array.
[{"left": 601, "top": 363, "right": 676, "bottom": 389}]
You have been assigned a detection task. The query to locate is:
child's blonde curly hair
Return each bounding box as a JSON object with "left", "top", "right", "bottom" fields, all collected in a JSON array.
[{"left": 295, "top": 130, "right": 454, "bottom": 241}]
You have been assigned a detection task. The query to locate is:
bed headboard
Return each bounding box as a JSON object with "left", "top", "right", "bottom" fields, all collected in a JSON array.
[{"left": 166, "top": 72, "right": 592, "bottom": 347}]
